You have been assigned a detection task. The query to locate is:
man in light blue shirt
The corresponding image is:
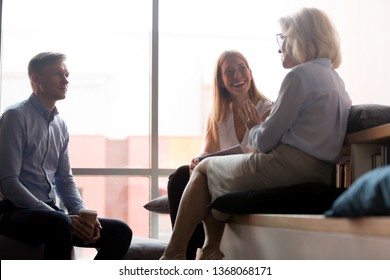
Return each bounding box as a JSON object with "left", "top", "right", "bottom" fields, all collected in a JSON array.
[{"left": 0, "top": 52, "right": 132, "bottom": 259}]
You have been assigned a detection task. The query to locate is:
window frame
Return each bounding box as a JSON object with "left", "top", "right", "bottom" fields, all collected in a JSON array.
[{"left": 0, "top": 0, "right": 174, "bottom": 239}]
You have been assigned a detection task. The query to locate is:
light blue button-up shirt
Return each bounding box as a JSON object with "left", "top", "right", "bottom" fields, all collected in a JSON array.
[
  {"left": 0, "top": 94, "right": 85, "bottom": 214},
  {"left": 248, "top": 58, "right": 352, "bottom": 163}
]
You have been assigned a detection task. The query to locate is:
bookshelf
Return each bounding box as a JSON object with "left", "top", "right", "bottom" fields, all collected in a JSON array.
[{"left": 339, "top": 123, "right": 390, "bottom": 187}]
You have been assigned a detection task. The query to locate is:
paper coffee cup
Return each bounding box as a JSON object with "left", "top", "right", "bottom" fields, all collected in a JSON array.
[{"left": 79, "top": 209, "right": 98, "bottom": 225}]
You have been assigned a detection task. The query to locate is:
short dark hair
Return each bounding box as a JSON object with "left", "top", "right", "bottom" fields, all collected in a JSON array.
[{"left": 28, "top": 52, "right": 67, "bottom": 77}]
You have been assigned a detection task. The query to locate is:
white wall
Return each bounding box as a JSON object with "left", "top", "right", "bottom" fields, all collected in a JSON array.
[{"left": 337, "top": 0, "right": 390, "bottom": 105}]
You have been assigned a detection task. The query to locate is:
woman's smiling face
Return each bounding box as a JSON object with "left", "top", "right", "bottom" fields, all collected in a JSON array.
[{"left": 220, "top": 55, "right": 252, "bottom": 97}]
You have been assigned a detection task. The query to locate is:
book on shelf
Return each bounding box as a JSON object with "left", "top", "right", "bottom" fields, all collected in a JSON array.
[
  {"left": 350, "top": 144, "right": 381, "bottom": 181},
  {"left": 372, "top": 153, "right": 383, "bottom": 169},
  {"left": 382, "top": 144, "right": 390, "bottom": 165},
  {"left": 198, "top": 144, "right": 244, "bottom": 161},
  {"left": 335, "top": 156, "right": 351, "bottom": 188},
  {"left": 350, "top": 144, "right": 390, "bottom": 182}
]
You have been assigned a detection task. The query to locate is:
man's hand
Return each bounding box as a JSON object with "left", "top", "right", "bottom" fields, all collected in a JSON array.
[{"left": 70, "top": 215, "right": 102, "bottom": 244}]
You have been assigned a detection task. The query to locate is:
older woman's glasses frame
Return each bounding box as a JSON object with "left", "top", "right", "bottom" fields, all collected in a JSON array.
[{"left": 276, "top": 33, "right": 286, "bottom": 48}]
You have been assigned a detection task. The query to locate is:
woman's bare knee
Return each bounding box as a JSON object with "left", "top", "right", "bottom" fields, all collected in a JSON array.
[{"left": 193, "top": 158, "right": 209, "bottom": 176}]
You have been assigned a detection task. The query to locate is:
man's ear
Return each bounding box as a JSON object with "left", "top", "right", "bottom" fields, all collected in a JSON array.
[
  {"left": 30, "top": 73, "right": 42, "bottom": 92},
  {"left": 31, "top": 73, "right": 39, "bottom": 85}
]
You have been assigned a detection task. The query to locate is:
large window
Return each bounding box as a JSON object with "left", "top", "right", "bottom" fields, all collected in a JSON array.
[
  {"left": 2, "top": 0, "right": 390, "bottom": 244},
  {"left": 0, "top": 0, "right": 160, "bottom": 239}
]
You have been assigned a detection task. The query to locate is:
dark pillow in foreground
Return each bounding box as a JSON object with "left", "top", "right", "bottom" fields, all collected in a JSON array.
[
  {"left": 347, "top": 104, "right": 390, "bottom": 133},
  {"left": 211, "top": 183, "right": 345, "bottom": 215},
  {"left": 325, "top": 166, "right": 390, "bottom": 217}
]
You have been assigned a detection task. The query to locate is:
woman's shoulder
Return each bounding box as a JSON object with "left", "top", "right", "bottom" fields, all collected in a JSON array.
[
  {"left": 256, "top": 99, "right": 273, "bottom": 117},
  {"left": 292, "top": 58, "right": 332, "bottom": 73},
  {"left": 256, "top": 99, "right": 273, "bottom": 108}
]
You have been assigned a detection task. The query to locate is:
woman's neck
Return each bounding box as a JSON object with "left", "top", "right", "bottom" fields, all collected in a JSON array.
[{"left": 232, "top": 94, "right": 253, "bottom": 111}]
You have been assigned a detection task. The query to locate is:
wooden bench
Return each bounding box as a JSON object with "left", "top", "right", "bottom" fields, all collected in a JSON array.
[
  {"left": 220, "top": 214, "right": 390, "bottom": 259},
  {"left": 221, "top": 124, "right": 390, "bottom": 259}
]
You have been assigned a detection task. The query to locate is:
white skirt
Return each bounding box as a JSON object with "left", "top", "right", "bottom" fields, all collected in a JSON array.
[{"left": 206, "top": 144, "right": 333, "bottom": 220}]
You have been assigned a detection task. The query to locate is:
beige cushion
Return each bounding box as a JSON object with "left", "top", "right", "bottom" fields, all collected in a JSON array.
[
  {"left": 143, "top": 195, "right": 170, "bottom": 214},
  {"left": 124, "top": 236, "right": 167, "bottom": 260}
]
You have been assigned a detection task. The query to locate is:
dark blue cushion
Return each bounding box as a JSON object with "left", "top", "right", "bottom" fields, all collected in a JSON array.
[
  {"left": 347, "top": 104, "right": 390, "bottom": 133},
  {"left": 325, "top": 166, "right": 390, "bottom": 217},
  {"left": 211, "top": 182, "right": 345, "bottom": 215}
]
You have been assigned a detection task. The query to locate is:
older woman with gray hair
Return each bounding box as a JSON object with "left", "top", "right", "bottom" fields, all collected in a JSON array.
[{"left": 161, "top": 7, "right": 352, "bottom": 260}]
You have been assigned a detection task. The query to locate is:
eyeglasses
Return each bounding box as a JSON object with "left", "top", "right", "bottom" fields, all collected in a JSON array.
[{"left": 276, "top": 33, "right": 286, "bottom": 48}]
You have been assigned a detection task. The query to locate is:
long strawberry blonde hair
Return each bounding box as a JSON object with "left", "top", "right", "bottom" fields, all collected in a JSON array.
[{"left": 205, "top": 50, "right": 269, "bottom": 149}]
